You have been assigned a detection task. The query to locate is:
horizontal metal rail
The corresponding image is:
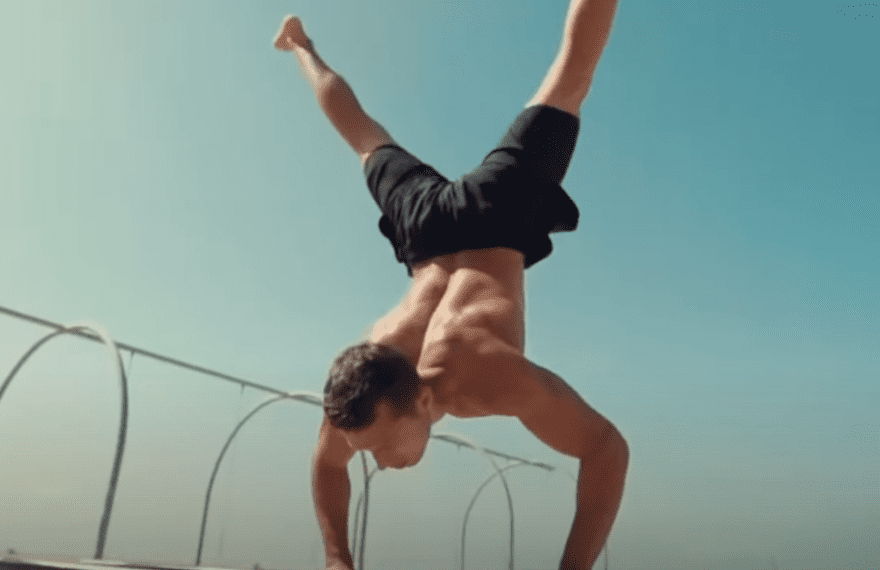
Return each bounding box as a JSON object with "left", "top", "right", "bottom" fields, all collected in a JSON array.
[
  {"left": 0, "top": 304, "right": 556, "bottom": 467},
  {"left": 0, "top": 305, "right": 287, "bottom": 398},
  {"left": 1, "top": 304, "right": 584, "bottom": 569}
]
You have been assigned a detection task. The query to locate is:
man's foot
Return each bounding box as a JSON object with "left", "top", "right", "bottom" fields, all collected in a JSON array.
[{"left": 274, "top": 15, "right": 310, "bottom": 51}]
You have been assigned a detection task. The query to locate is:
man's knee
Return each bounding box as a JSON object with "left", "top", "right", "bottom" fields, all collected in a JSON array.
[
  {"left": 358, "top": 123, "right": 396, "bottom": 166},
  {"left": 526, "top": 91, "right": 586, "bottom": 118}
]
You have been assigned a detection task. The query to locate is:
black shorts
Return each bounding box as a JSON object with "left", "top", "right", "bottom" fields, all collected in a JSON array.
[{"left": 364, "top": 104, "right": 580, "bottom": 276}]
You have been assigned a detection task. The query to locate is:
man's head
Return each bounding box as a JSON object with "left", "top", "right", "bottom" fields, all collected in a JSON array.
[{"left": 323, "top": 342, "right": 438, "bottom": 469}]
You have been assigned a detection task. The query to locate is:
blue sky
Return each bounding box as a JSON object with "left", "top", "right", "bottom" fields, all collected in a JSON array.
[{"left": 1, "top": 1, "right": 878, "bottom": 570}]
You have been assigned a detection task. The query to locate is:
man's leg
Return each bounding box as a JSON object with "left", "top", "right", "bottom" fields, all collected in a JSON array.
[
  {"left": 274, "top": 16, "right": 396, "bottom": 165},
  {"left": 527, "top": 0, "right": 620, "bottom": 117}
]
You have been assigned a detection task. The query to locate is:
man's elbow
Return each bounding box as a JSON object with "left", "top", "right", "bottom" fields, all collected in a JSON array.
[
  {"left": 611, "top": 428, "right": 628, "bottom": 457},
  {"left": 598, "top": 425, "right": 629, "bottom": 467},
  {"left": 614, "top": 435, "right": 629, "bottom": 472}
]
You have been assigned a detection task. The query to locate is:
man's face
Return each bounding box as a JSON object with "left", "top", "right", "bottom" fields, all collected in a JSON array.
[{"left": 342, "top": 390, "right": 432, "bottom": 470}]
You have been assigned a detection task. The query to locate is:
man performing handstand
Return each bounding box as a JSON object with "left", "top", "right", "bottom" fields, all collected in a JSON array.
[{"left": 274, "top": 1, "right": 626, "bottom": 569}]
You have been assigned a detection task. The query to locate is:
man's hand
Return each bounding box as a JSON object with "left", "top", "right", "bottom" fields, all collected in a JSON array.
[
  {"left": 325, "top": 562, "right": 354, "bottom": 570},
  {"left": 274, "top": 15, "right": 310, "bottom": 51}
]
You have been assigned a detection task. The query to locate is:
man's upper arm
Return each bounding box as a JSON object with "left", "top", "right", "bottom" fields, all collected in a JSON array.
[
  {"left": 314, "top": 415, "right": 356, "bottom": 469},
  {"left": 515, "top": 363, "right": 625, "bottom": 460},
  {"left": 462, "top": 335, "right": 624, "bottom": 460}
]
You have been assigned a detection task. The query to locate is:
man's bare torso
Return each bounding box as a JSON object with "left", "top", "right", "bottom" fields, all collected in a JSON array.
[{"left": 368, "top": 247, "right": 526, "bottom": 418}]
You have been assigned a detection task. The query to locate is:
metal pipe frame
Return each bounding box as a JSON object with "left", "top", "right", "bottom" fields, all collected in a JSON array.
[
  {"left": 1, "top": 305, "right": 602, "bottom": 569},
  {"left": 0, "top": 322, "right": 129, "bottom": 560},
  {"left": 460, "top": 461, "right": 529, "bottom": 570},
  {"left": 1, "top": 305, "right": 548, "bottom": 463},
  {"left": 351, "top": 449, "right": 555, "bottom": 570},
  {"left": 195, "top": 390, "right": 323, "bottom": 566}
]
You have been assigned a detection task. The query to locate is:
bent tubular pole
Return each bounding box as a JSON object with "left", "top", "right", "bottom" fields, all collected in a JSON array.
[
  {"left": 351, "top": 433, "right": 557, "bottom": 570},
  {"left": 1, "top": 306, "right": 577, "bottom": 569},
  {"left": 0, "top": 323, "right": 129, "bottom": 560},
  {"left": 434, "top": 431, "right": 516, "bottom": 570},
  {"left": 195, "top": 391, "right": 324, "bottom": 566},
  {"left": 358, "top": 451, "right": 370, "bottom": 570},
  {"left": 461, "top": 461, "right": 531, "bottom": 570}
]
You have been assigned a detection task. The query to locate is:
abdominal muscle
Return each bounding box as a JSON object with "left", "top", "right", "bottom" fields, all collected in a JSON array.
[{"left": 368, "top": 247, "right": 526, "bottom": 414}]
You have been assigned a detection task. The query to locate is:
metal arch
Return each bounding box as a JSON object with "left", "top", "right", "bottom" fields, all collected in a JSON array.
[
  {"left": 352, "top": 460, "right": 533, "bottom": 570},
  {"left": 432, "top": 431, "right": 518, "bottom": 570},
  {"left": 0, "top": 322, "right": 129, "bottom": 560},
  {"left": 1, "top": 307, "right": 556, "bottom": 464},
  {"left": 351, "top": 460, "right": 551, "bottom": 570},
  {"left": 459, "top": 462, "right": 609, "bottom": 570},
  {"left": 0, "top": 305, "right": 610, "bottom": 570},
  {"left": 350, "top": 432, "right": 557, "bottom": 570},
  {"left": 460, "top": 461, "right": 531, "bottom": 570},
  {"left": 194, "top": 390, "right": 323, "bottom": 566}
]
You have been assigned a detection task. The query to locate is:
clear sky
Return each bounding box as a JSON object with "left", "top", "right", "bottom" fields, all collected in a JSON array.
[{"left": 1, "top": 1, "right": 878, "bottom": 570}]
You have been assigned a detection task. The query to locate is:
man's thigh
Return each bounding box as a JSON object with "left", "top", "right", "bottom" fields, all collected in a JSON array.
[{"left": 465, "top": 104, "right": 580, "bottom": 189}]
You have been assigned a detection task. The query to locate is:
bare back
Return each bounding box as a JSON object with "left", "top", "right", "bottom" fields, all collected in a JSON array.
[{"left": 368, "top": 247, "right": 526, "bottom": 413}]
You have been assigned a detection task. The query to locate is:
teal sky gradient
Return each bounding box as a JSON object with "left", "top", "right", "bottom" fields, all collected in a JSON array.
[{"left": 1, "top": 2, "right": 878, "bottom": 570}]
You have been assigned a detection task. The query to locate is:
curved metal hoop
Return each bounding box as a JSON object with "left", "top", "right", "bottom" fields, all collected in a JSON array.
[
  {"left": 0, "top": 323, "right": 129, "bottom": 560},
  {"left": 350, "top": 431, "right": 527, "bottom": 570},
  {"left": 195, "top": 390, "right": 323, "bottom": 566},
  {"left": 459, "top": 459, "right": 604, "bottom": 570},
  {"left": 460, "top": 461, "right": 530, "bottom": 570},
  {"left": 351, "top": 459, "right": 553, "bottom": 570},
  {"left": 0, "top": 305, "right": 601, "bottom": 570},
  {"left": 433, "top": 431, "right": 517, "bottom": 570}
]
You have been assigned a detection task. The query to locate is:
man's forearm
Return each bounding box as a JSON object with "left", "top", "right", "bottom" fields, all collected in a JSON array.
[
  {"left": 312, "top": 461, "right": 355, "bottom": 568},
  {"left": 559, "top": 439, "right": 629, "bottom": 570}
]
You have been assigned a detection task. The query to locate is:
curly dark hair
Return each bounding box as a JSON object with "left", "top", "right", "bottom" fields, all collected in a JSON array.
[{"left": 323, "top": 342, "right": 422, "bottom": 431}]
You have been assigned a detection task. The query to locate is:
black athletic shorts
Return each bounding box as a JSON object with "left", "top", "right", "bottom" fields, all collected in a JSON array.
[{"left": 364, "top": 104, "right": 580, "bottom": 276}]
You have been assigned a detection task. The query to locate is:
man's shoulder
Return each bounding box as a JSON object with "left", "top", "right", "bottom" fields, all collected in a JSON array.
[{"left": 314, "top": 416, "right": 356, "bottom": 469}]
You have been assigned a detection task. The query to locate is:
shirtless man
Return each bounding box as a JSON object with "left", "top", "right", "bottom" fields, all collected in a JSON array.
[{"left": 274, "top": 2, "right": 626, "bottom": 569}]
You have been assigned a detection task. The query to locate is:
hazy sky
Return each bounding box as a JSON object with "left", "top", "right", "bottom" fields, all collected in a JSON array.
[{"left": 1, "top": 1, "right": 878, "bottom": 570}]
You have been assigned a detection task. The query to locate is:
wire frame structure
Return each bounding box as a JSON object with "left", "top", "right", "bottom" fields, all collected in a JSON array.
[
  {"left": 350, "top": 435, "right": 556, "bottom": 570},
  {"left": 194, "top": 391, "right": 324, "bottom": 566},
  {"left": 0, "top": 321, "right": 129, "bottom": 561},
  {"left": 1, "top": 305, "right": 607, "bottom": 570}
]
